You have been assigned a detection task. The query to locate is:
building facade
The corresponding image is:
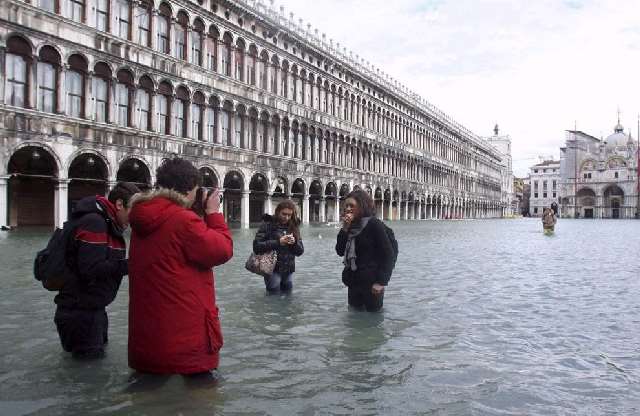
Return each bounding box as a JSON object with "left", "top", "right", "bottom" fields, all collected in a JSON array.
[
  {"left": 528, "top": 160, "right": 560, "bottom": 217},
  {"left": 485, "top": 124, "right": 514, "bottom": 216},
  {"left": 0, "top": 0, "right": 504, "bottom": 229},
  {"left": 559, "top": 122, "right": 638, "bottom": 219}
]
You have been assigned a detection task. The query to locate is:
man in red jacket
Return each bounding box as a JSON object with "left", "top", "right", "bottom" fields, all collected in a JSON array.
[{"left": 127, "top": 158, "right": 233, "bottom": 380}]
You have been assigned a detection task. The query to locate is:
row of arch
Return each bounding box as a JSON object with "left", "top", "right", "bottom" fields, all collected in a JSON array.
[
  {"left": 3, "top": 34, "right": 501, "bottom": 197},
  {"left": 12, "top": 0, "right": 502, "bottom": 173},
  {"left": 1, "top": 144, "right": 504, "bottom": 228}
]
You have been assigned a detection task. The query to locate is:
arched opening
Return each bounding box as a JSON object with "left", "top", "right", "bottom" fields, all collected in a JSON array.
[
  {"left": 199, "top": 167, "right": 218, "bottom": 188},
  {"left": 392, "top": 190, "right": 400, "bottom": 220},
  {"left": 223, "top": 170, "right": 243, "bottom": 226},
  {"left": 603, "top": 185, "right": 625, "bottom": 219},
  {"left": 408, "top": 192, "right": 415, "bottom": 220},
  {"left": 116, "top": 158, "right": 151, "bottom": 190},
  {"left": 324, "top": 182, "right": 337, "bottom": 222},
  {"left": 68, "top": 153, "right": 108, "bottom": 216},
  {"left": 374, "top": 187, "right": 383, "bottom": 218},
  {"left": 576, "top": 188, "right": 596, "bottom": 219},
  {"left": 339, "top": 183, "right": 350, "bottom": 217},
  {"left": 8, "top": 146, "right": 57, "bottom": 226},
  {"left": 308, "top": 180, "right": 323, "bottom": 222},
  {"left": 384, "top": 189, "right": 391, "bottom": 220},
  {"left": 249, "top": 173, "right": 268, "bottom": 224},
  {"left": 291, "top": 178, "right": 305, "bottom": 219}
]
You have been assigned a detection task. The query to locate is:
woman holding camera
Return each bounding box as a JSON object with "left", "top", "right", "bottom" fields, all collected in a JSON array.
[{"left": 253, "top": 200, "right": 304, "bottom": 293}]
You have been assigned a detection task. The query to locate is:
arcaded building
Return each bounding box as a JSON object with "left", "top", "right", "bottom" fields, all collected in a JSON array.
[{"left": 0, "top": 0, "right": 504, "bottom": 228}]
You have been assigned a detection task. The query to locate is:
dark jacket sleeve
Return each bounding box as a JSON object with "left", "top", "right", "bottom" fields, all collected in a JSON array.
[
  {"left": 370, "top": 219, "right": 395, "bottom": 285},
  {"left": 253, "top": 222, "right": 280, "bottom": 254},
  {"left": 291, "top": 239, "right": 304, "bottom": 257},
  {"left": 74, "top": 213, "right": 127, "bottom": 282},
  {"left": 335, "top": 229, "right": 348, "bottom": 256}
]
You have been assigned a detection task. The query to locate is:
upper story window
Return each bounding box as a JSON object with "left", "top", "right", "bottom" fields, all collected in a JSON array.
[
  {"left": 207, "top": 27, "right": 219, "bottom": 72},
  {"left": 247, "top": 46, "right": 257, "bottom": 86},
  {"left": 39, "top": 0, "right": 57, "bottom": 13},
  {"left": 156, "top": 81, "right": 172, "bottom": 135},
  {"left": 221, "top": 33, "right": 233, "bottom": 77},
  {"left": 157, "top": 3, "right": 172, "bottom": 55},
  {"left": 175, "top": 11, "right": 189, "bottom": 61},
  {"left": 235, "top": 39, "right": 245, "bottom": 81},
  {"left": 4, "top": 36, "right": 32, "bottom": 108},
  {"left": 115, "top": 69, "right": 134, "bottom": 127},
  {"left": 65, "top": 54, "right": 87, "bottom": 118},
  {"left": 64, "top": 0, "right": 85, "bottom": 23},
  {"left": 115, "top": 0, "right": 131, "bottom": 39},
  {"left": 94, "top": 0, "right": 109, "bottom": 32},
  {"left": 136, "top": 2, "right": 151, "bottom": 46},
  {"left": 136, "top": 76, "right": 154, "bottom": 131},
  {"left": 91, "top": 62, "right": 111, "bottom": 123},
  {"left": 191, "top": 19, "right": 205, "bottom": 66},
  {"left": 37, "top": 46, "right": 61, "bottom": 113}
]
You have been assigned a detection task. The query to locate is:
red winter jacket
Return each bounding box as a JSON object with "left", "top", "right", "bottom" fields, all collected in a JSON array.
[{"left": 127, "top": 189, "right": 233, "bottom": 374}]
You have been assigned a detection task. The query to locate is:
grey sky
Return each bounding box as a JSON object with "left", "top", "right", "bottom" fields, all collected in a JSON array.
[{"left": 275, "top": 0, "right": 640, "bottom": 176}]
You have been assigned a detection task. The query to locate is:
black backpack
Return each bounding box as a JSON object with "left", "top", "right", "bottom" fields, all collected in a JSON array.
[
  {"left": 383, "top": 223, "right": 399, "bottom": 269},
  {"left": 33, "top": 220, "right": 78, "bottom": 291}
]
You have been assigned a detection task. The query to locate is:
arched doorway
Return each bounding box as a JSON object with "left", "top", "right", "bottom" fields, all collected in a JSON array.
[
  {"left": 576, "top": 188, "right": 596, "bottom": 218},
  {"left": 117, "top": 158, "right": 151, "bottom": 190},
  {"left": 199, "top": 167, "right": 219, "bottom": 189},
  {"left": 223, "top": 171, "right": 243, "bottom": 226},
  {"left": 383, "top": 189, "right": 391, "bottom": 220},
  {"left": 325, "top": 182, "right": 337, "bottom": 222},
  {"left": 8, "top": 146, "right": 58, "bottom": 226},
  {"left": 272, "top": 177, "right": 288, "bottom": 210},
  {"left": 249, "top": 173, "right": 268, "bottom": 224},
  {"left": 392, "top": 190, "right": 400, "bottom": 220},
  {"left": 374, "top": 187, "right": 383, "bottom": 218},
  {"left": 291, "top": 178, "right": 305, "bottom": 219},
  {"left": 603, "top": 185, "right": 624, "bottom": 219},
  {"left": 308, "top": 180, "right": 323, "bottom": 222},
  {"left": 339, "top": 183, "right": 350, "bottom": 217},
  {"left": 68, "top": 153, "right": 109, "bottom": 217}
]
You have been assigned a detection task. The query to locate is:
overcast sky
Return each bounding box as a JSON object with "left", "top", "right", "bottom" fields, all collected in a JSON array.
[{"left": 275, "top": 0, "right": 639, "bottom": 176}]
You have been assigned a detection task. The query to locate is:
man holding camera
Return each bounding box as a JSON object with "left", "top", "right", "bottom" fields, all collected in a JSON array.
[{"left": 127, "top": 158, "right": 233, "bottom": 379}]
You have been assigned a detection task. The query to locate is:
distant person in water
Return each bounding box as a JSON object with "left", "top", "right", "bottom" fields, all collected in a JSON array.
[
  {"left": 542, "top": 207, "right": 557, "bottom": 231},
  {"left": 253, "top": 200, "right": 304, "bottom": 294},
  {"left": 335, "top": 190, "right": 396, "bottom": 312}
]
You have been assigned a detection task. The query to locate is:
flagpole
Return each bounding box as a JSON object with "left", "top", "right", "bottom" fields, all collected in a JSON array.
[{"left": 574, "top": 121, "right": 579, "bottom": 218}]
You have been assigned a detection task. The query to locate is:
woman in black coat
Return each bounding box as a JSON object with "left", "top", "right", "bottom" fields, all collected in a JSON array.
[
  {"left": 336, "top": 189, "right": 395, "bottom": 311},
  {"left": 253, "top": 200, "right": 304, "bottom": 293}
]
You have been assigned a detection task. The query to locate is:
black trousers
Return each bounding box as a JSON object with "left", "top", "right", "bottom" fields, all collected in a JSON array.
[
  {"left": 54, "top": 307, "right": 108, "bottom": 359},
  {"left": 348, "top": 285, "right": 384, "bottom": 312}
]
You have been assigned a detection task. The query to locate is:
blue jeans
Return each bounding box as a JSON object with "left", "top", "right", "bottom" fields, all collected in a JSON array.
[{"left": 264, "top": 272, "right": 293, "bottom": 293}]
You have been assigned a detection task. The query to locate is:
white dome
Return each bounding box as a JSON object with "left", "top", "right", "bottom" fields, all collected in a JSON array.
[{"left": 605, "top": 131, "right": 629, "bottom": 147}]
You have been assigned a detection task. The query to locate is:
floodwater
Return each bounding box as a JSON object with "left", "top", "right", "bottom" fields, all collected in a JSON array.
[{"left": 0, "top": 219, "right": 639, "bottom": 415}]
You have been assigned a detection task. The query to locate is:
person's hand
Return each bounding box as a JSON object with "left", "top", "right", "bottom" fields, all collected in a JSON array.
[
  {"left": 286, "top": 235, "right": 296, "bottom": 245},
  {"left": 371, "top": 283, "right": 385, "bottom": 297},
  {"left": 205, "top": 188, "right": 221, "bottom": 215},
  {"left": 342, "top": 213, "right": 354, "bottom": 230},
  {"left": 279, "top": 235, "right": 289, "bottom": 245}
]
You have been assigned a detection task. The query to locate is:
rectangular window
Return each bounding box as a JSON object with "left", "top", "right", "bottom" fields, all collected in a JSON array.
[
  {"left": 234, "top": 115, "right": 242, "bottom": 146},
  {"left": 191, "top": 104, "right": 201, "bottom": 139},
  {"left": 191, "top": 32, "right": 202, "bottom": 66},
  {"left": 95, "top": 0, "right": 109, "bottom": 32},
  {"left": 247, "top": 57, "right": 255, "bottom": 85},
  {"left": 552, "top": 180, "right": 557, "bottom": 189},
  {"left": 234, "top": 50, "right": 243, "bottom": 80},
  {"left": 172, "top": 100, "right": 184, "bottom": 137},
  {"left": 115, "top": 83, "right": 129, "bottom": 126},
  {"left": 5, "top": 54, "right": 27, "bottom": 107},
  {"left": 39, "top": 0, "right": 55, "bottom": 13},
  {"left": 534, "top": 207, "right": 538, "bottom": 214},
  {"left": 66, "top": 0, "right": 84, "bottom": 23},
  {"left": 92, "top": 77, "right": 107, "bottom": 122},
  {"left": 174, "top": 26, "right": 186, "bottom": 60},
  {"left": 136, "top": 6, "right": 150, "bottom": 46},
  {"left": 37, "top": 63, "right": 56, "bottom": 113},
  {"left": 156, "top": 95, "right": 168, "bottom": 134},
  {"left": 206, "top": 39, "right": 217, "bottom": 71},
  {"left": 553, "top": 192, "right": 556, "bottom": 198},
  {"left": 157, "top": 17, "right": 169, "bottom": 54},
  {"left": 221, "top": 111, "right": 230, "bottom": 143},
  {"left": 116, "top": 0, "right": 130, "bottom": 39},
  {"left": 534, "top": 193, "right": 538, "bottom": 198},
  {"left": 614, "top": 172, "right": 619, "bottom": 179},
  {"left": 206, "top": 108, "right": 215, "bottom": 142},
  {"left": 136, "top": 89, "right": 150, "bottom": 131},
  {"left": 543, "top": 181, "right": 547, "bottom": 190},
  {"left": 543, "top": 192, "right": 547, "bottom": 198},
  {"left": 65, "top": 71, "right": 83, "bottom": 117}
]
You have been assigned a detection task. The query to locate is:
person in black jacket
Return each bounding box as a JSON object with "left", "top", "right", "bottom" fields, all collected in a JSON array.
[
  {"left": 253, "top": 200, "right": 304, "bottom": 293},
  {"left": 336, "top": 189, "right": 394, "bottom": 312},
  {"left": 54, "top": 181, "right": 140, "bottom": 358}
]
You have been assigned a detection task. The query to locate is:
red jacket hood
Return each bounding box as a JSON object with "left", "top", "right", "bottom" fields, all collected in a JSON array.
[{"left": 129, "top": 189, "right": 192, "bottom": 237}]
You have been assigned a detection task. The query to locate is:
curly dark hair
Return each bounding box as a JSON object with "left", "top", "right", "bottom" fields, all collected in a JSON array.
[
  {"left": 345, "top": 189, "right": 376, "bottom": 218},
  {"left": 108, "top": 182, "right": 140, "bottom": 207},
  {"left": 155, "top": 157, "right": 201, "bottom": 195}
]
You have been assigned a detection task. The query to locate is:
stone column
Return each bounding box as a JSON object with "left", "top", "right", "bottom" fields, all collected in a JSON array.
[
  {"left": 0, "top": 176, "right": 8, "bottom": 228},
  {"left": 28, "top": 54, "right": 37, "bottom": 109},
  {"left": 215, "top": 106, "right": 223, "bottom": 144},
  {"left": 57, "top": 64, "right": 67, "bottom": 115},
  {"left": 54, "top": 179, "right": 70, "bottom": 228},
  {"left": 302, "top": 194, "right": 310, "bottom": 225},
  {"left": 240, "top": 190, "right": 250, "bottom": 229},
  {"left": 84, "top": 71, "right": 92, "bottom": 120},
  {"left": 264, "top": 192, "right": 273, "bottom": 215},
  {"left": 319, "top": 197, "right": 326, "bottom": 223}
]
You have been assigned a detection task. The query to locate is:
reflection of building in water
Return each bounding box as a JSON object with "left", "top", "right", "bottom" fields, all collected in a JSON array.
[
  {"left": 0, "top": 0, "right": 504, "bottom": 229},
  {"left": 559, "top": 119, "right": 639, "bottom": 219}
]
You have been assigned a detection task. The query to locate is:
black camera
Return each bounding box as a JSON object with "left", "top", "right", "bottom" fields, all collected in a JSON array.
[{"left": 192, "top": 187, "right": 216, "bottom": 217}]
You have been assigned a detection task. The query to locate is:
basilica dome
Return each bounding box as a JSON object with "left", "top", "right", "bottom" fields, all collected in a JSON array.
[{"left": 605, "top": 122, "right": 631, "bottom": 148}]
